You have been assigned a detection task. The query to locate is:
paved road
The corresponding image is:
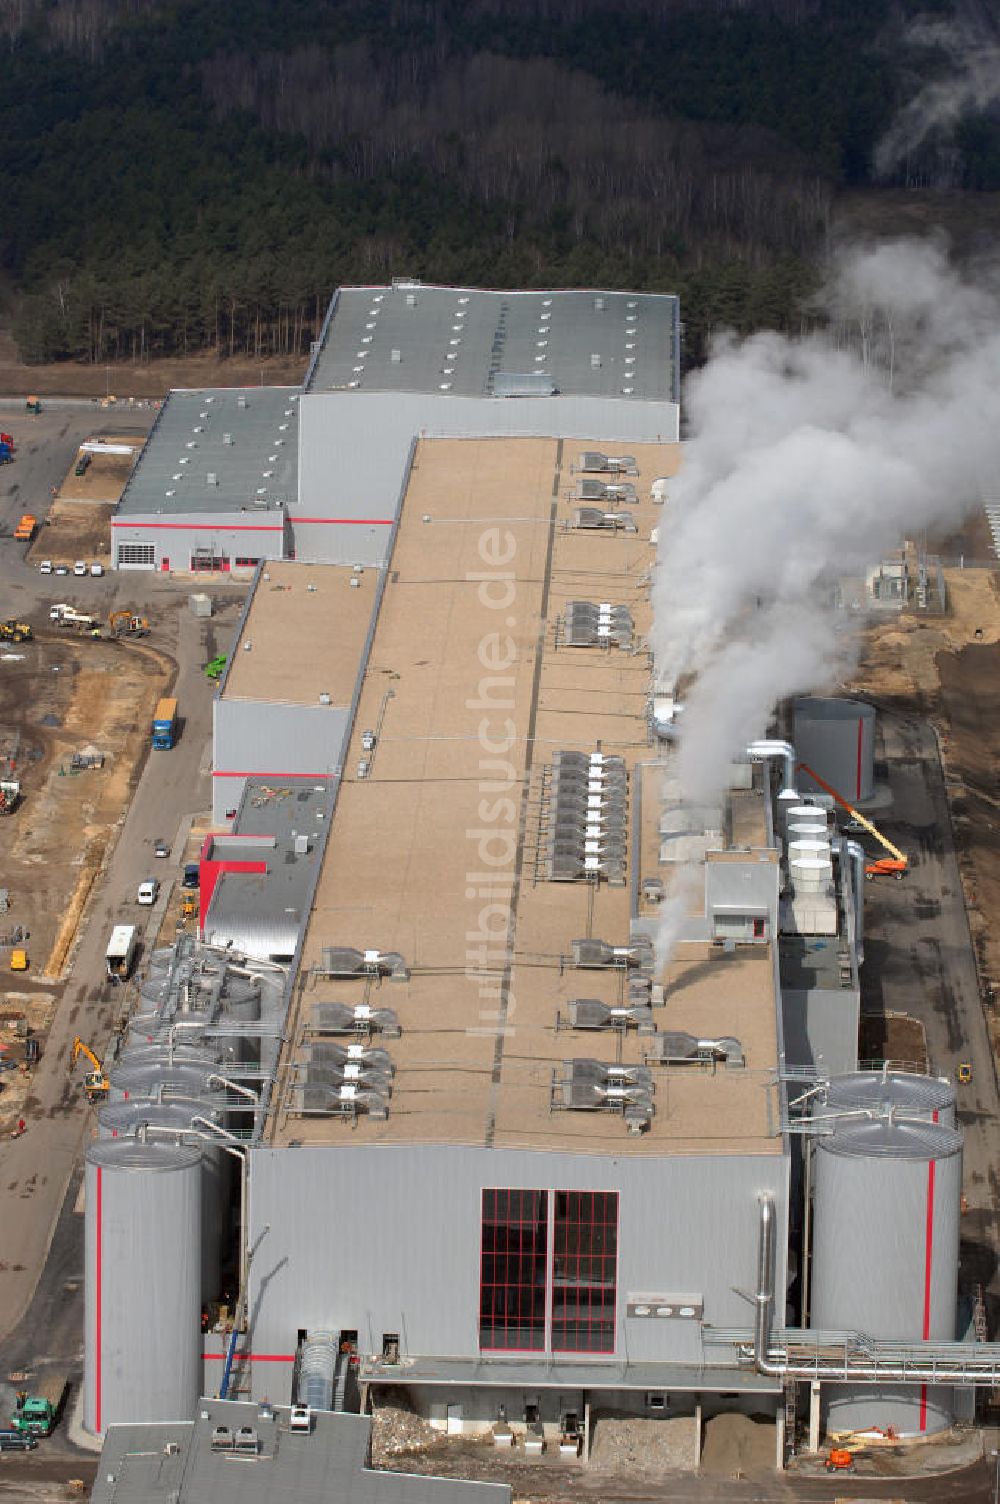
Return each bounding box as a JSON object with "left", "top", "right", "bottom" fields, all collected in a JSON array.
[
  {"left": 0, "top": 424, "right": 246, "bottom": 1360},
  {"left": 861, "top": 710, "right": 1000, "bottom": 1312}
]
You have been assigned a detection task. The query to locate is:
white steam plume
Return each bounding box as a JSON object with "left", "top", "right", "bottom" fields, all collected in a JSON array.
[
  {"left": 652, "top": 236, "right": 1000, "bottom": 805},
  {"left": 875, "top": 14, "right": 1000, "bottom": 180}
]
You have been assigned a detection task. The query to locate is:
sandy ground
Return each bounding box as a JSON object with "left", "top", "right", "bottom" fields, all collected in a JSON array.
[
  {"left": 28, "top": 506, "right": 115, "bottom": 568},
  {"left": 0, "top": 335, "right": 307, "bottom": 400},
  {"left": 54, "top": 435, "right": 143, "bottom": 505}
]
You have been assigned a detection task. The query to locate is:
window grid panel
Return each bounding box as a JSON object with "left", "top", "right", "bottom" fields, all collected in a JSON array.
[
  {"left": 551, "top": 1190, "right": 618, "bottom": 1354},
  {"left": 479, "top": 1188, "right": 548, "bottom": 1352}
]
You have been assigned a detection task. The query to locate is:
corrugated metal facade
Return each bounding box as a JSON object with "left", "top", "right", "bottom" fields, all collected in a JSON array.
[
  {"left": 111, "top": 509, "right": 287, "bottom": 572},
  {"left": 780, "top": 986, "right": 860, "bottom": 1076},
  {"left": 292, "top": 392, "right": 678, "bottom": 565},
  {"left": 212, "top": 700, "right": 350, "bottom": 821},
  {"left": 246, "top": 1144, "right": 789, "bottom": 1397}
]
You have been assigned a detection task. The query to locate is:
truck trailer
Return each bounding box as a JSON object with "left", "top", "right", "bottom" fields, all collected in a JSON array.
[
  {"left": 152, "top": 696, "right": 178, "bottom": 750},
  {"left": 106, "top": 924, "right": 137, "bottom": 983}
]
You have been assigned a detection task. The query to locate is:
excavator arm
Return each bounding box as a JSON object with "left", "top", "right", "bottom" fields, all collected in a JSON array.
[
  {"left": 70, "top": 1036, "right": 102, "bottom": 1073},
  {"left": 795, "top": 763, "right": 907, "bottom": 878}
]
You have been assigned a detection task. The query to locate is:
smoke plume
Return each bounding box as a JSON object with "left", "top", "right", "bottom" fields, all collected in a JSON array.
[
  {"left": 875, "top": 13, "right": 1000, "bottom": 181},
  {"left": 651, "top": 236, "right": 1000, "bottom": 809}
]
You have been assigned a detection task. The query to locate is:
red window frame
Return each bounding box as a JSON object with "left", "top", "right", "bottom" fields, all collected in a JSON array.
[
  {"left": 551, "top": 1190, "right": 618, "bottom": 1354},
  {"left": 479, "top": 1189, "right": 548, "bottom": 1352}
]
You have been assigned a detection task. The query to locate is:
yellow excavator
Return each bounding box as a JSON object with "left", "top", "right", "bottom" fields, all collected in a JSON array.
[
  {"left": 69, "top": 1037, "right": 109, "bottom": 1102},
  {"left": 796, "top": 763, "right": 908, "bottom": 880},
  {"left": 108, "top": 610, "right": 149, "bottom": 638}
]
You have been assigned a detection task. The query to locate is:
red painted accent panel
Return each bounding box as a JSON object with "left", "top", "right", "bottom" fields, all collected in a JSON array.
[
  {"left": 199, "top": 857, "right": 268, "bottom": 933},
  {"left": 292, "top": 516, "right": 394, "bottom": 525},
  {"left": 920, "top": 1156, "right": 937, "bottom": 1432},
  {"left": 212, "top": 771, "right": 332, "bottom": 780},
  {"left": 856, "top": 718, "right": 864, "bottom": 802},
  {"left": 95, "top": 1165, "right": 103, "bottom": 1434}
]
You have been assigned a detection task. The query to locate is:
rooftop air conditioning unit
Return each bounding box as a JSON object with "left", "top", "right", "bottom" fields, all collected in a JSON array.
[
  {"left": 310, "top": 1002, "right": 401, "bottom": 1039},
  {"left": 319, "top": 947, "right": 409, "bottom": 980},
  {"left": 571, "top": 938, "right": 652, "bottom": 970},
  {"left": 649, "top": 1031, "right": 745, "bottom": 1068},
  {"left": 568, "top": 998, "right": 656, "bottom": 1036}
]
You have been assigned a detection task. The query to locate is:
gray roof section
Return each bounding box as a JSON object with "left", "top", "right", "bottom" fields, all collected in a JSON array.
[
  {"left": 204, "top": 780, "right": 332, "bottom": 961},
  {"left": 117, "top": 387, "right": 299, "bottom": 518},
  {"left": 305, "top": 283, "right": 679, "bottom": 403},
  {"left": 90, "top": 1399, "right": 511, "bottom": 1504}
]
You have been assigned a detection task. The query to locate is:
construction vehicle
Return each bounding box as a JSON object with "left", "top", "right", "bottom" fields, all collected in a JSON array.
[
  {"left": 958, "top": 1061, "right": 973, "bottom": 1084},
  {"left": 152, "top": 696, "right": 178, "bottom": 750},
  {"left": 12, "top": 515, "right": 35, "bottom": 542},
  {"left": 70, "top": 1037, "right": 109, "bottom": 1101},
  {"left": 25, "top": 396, "right": 41, "bottom": 415},
  {"left": 49, "top": 603, "right": 98, "bottom": 633},
  {"left": 109, "top": 609, "right": 149, "bottom": 638},
  {"left": 0, "top": 779, "right": 21, "bottom": 814},
  {"left": 105, "top": 924, "right": 137, "bottom": 982},
  {"left": 9, "top": 949, "right": 27, "bottom": 971},
  {"left": 796, "top": 763, "right": 908, "bottom": 880},
  {"left": 181, "top": 891, "right": 197, "bottom": 920},
  {"left": 0, "top": 620, "right": 31, "bottom": 643},
  {"left": 824, "top": 1447, "right": 854, "bottom": 1472},
  {"left": 204, "top": 654, "right": 227, "bottom": 680},
  {"left": 11, "top": 1375, "right": 67, "bottom": 1436}
]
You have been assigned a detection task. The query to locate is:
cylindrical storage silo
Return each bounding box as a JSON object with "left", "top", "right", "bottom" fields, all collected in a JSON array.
[
  {"left": 811, "top": 1118, "right": 962, "bottom": 1436},
  {"left": 794, "top": 696, "right": 876, "bottom": 805},
  {"left": 784, "top": 802, "right": 826, "bottom": 830},
  {"left": 791, "top": 857, "right": 832, "bottom": 893},
  {"left": 95, "top": 1103, "right": 230, "bottom": 1301},
  {"left": 787, "top": 819, "right": 828, "bottom": 840},
  {"left": 825, "top": 1072, "right": 956, "bottom": 1129},
  {"left": 109, "top": 1061, "right": 222, "bottom": 1104},
  {"left": 84, "top": 1140, "right": 202, "bottom": 1436}
]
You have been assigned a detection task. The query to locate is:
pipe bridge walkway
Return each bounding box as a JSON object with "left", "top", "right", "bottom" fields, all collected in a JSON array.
[{"left": 705, "top": 1325, "right": 1000, "bottom": 1386}]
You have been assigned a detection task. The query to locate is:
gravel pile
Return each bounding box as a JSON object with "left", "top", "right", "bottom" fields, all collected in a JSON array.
[
  {"left": 589, "top": 1413, "right": 697, "bottom": 1471},
  {"left": 700, "top": 1412, "right": 775, "bottom": 1475},
  {"left": 370, "top": 1392, "right": 440, "bottom": 1464}
]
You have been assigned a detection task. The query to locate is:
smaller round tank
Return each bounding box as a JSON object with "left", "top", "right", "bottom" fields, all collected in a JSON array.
[
  {"left": 788, "top": 838, "right": 831, "bottom": 859},
  {"left": 784, "top": 803, "right": 826, "bottom": 829},
  {"left": 791, "top": 857, "right": 833, "bottom": 893},
  {"left": 109, "top": 1061, "right": 222, "bottom": 1103},
  {"left": 788, "top": 819, "right": 828, "bottom": 840},
  {"left": 825, "top": 1071, "right": 956, "bottom": 1128}
]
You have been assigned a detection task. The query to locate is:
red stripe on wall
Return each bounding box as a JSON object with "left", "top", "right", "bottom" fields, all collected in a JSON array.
[
  {"left": 919, "top": 1156, "right": 937, "bottom": 1431},
  {"left": 111, "top": 521, "right": 283, "bottom": 532},
  {"left": 212, "top": 771, "right": 332, "bottom": 780},
  {"left": 202, "top": 1352, "right": 296, "bottom": 1362},
  {"left": 95, "top": 1165, "right": 103, "bottom": 1434},
  {"left": 292, "top": 516, "right": 394, "bottom": 525},
  {"left": 856, "top": 718, "right": 864, "bottom": 803}
]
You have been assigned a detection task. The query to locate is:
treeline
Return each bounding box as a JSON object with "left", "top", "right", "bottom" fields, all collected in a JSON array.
[{"left": 0, "top": 0, "right": 989, "bottom": 368}]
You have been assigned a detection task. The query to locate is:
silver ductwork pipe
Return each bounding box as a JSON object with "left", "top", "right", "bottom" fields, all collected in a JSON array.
[
  {"left": 831, "top": 836, "right": 865, "bottom": 966},
  {"left": 745, "top": 740, "right": 796, "bottom": 795},
  {"left": 750, "top": 1195, "right": 1000, "bottom": 1384}
]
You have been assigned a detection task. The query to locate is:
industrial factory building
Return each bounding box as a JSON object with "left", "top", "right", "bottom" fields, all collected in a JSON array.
[
  {"left": 84, "top": 282, "right": 1000, "bottom": 1470},
  {"left": 112, "top": 282, "right": 680, "bottom": 571}
]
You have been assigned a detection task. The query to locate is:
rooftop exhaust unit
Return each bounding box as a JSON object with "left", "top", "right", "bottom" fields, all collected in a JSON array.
[
  {"left": 572, "top": 508, "right": 638, "bottom": 534},
  {"left": 562, "top": 601, "right": 634, "bottom": 650},
  {"left": 551, "top": 1058, "right": 653, "bottom": 1134},
  {"left": 575, "top": 478, "right": 637, "bottom": 504},
  {"left": 310, "top": 1002, "right": 401, "bottom": 1039},
  {"left": 299, "top": 1060, "right": 394, "bottom": 1096},
  {"left": 318, "top": 947, "right": 409, "bottom": 981},
  {"left": 571, "top": 937, "right": 653, "bottom": 971},
  {"left": 577, "top": 451, "right": 637, "bottom": 475},
  {"left": 544, "top": 752, "right": 628, "bottom": 884},
  {"left": 308, "top": 1041, "right": 393, "bottom": 1072},
  {"left": 648, "top": 1031, "right": 745, "bottom": 1068},
  {"left": 295, "top": 1081, "right": 390, "bottom": 1121},
  {"left": 567, "top": 998, "right": 656, "bottom": 1036}
]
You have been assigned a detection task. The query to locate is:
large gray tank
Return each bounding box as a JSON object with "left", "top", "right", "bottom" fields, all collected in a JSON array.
[
  {"left": 84, "top": 1140, "right": 202, "bottom": 1436},
  {"left": 109, "top": 1061, "right": 224, "bottom": 1103},
  {"left": 96, "top": 1102, "right": 231, "bottom": 1301},
  {"left": 825, "top": 1071, "right": 956, "bottom": 1128},
  {"left": 794, "top": 697, "right": 875, "bottom": 804},
  {"left": 811, "top": 1117, "right": 962, "bottom": 1436}
]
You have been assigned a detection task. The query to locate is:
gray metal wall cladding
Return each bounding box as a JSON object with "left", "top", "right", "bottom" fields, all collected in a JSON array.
[
  {"left": 246, "top": 1144, "right": 789, "bottom": 1390},
  {"left": 84, "top": 1141, "right": 202, "bottom": 1435},
  {"left": 825, "top": 1072, "right": 956, "bottom": 1128},
  {"left": 781, "top": 988, "right": 860, "bottom": 1077},
  {"left": 212, "top": 700, "right": 349, "bottom": 822},
  {"left": 811, "top": 1121, "right": 962, "bottom": 1341},
  {"left": 793, "top": 698, "right": 876, "bottom": 805},
  {"left": 112, "top": 511, "right": 286, "bottom": 570}
]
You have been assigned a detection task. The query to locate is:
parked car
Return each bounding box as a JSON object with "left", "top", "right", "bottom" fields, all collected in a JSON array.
[
  {"left": 90, "top": 562, "right": 104, "bottom": 577},
  {"left": 137, "top": 879, "right": 160, "bottom": 906},
  {"left": 182, "top": 863, "right": 200, "bottom": 889},
  {"left": 38, "top": 560, "right": 52, "bottom": 575},
  {"left": 54, "top": 563, "right": 69, "bottom": 576},
  {"left": 73, "top": 561, "right": 87, "bottom": 576},
  {"left": 153, "top": 837, "right": 170, "bottom": 858}
]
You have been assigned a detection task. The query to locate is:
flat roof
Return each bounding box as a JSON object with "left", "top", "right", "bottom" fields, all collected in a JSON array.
[
  {"left": 221, "top": 560, "right": 378, "bottom": 706},
  {"left": 306, "top": 284, "right": 679, "bottom": 403},
  {"left": 269, "top": 435, "right": 782, "bottom": 1156},
  {"left": 90, "top": 1399, "right": 509, "bottom": 1504},
  {"left": 117, "top": 387, "right": 299, "bottom": 518},
  {"left": 203, "top": 781, "right": 333, "bottom": 962}
]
